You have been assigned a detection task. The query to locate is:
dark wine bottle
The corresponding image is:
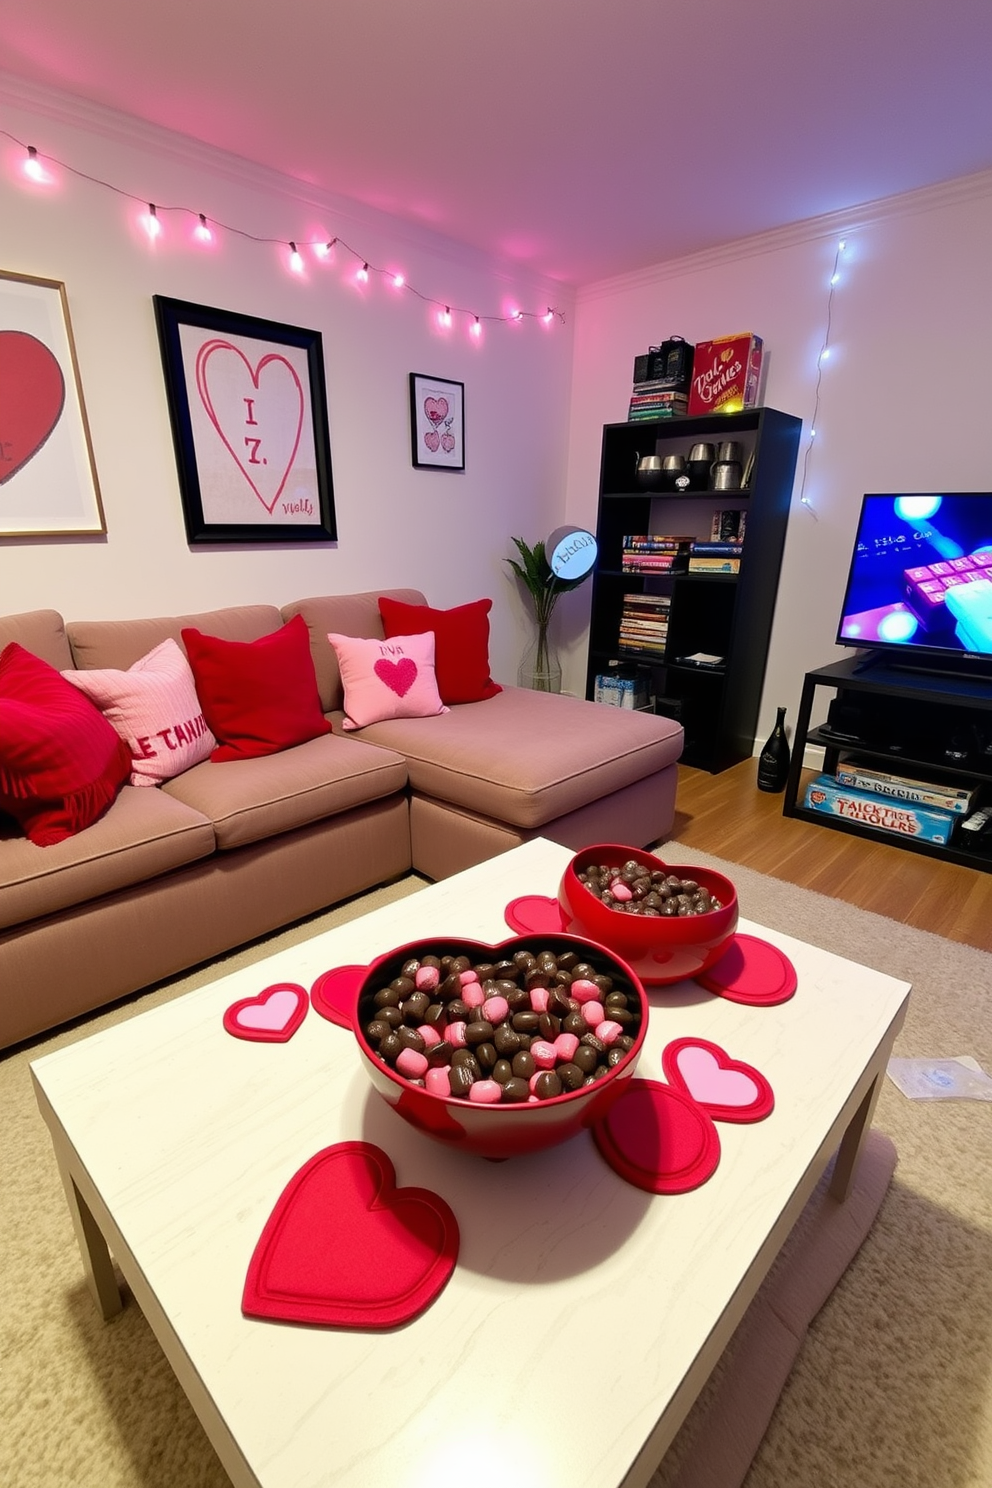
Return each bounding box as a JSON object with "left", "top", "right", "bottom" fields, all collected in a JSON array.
[{"left": 757, "top": 706, "right": 791, "bottom": 792}]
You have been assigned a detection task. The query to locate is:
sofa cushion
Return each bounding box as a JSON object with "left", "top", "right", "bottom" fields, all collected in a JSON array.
[
  {"left": 328, "top": 630, "right": 447, "bottom": 730},
  {"left": 63, "top": 638, "right": 216, "bottom": 786},
  {"left": 280, "top": 590, "right": 428, "bottom": 712},
  {"left": 378, "top": 595, "right": 502, "bottom": 704},
  {"left": 162, "top": 733, "right": 408, "bottom": 850},
  {"left": 0, "top": 643, "right": 132, "bottom": 847},
  {"left": 0, "top": 610, "right": 73, "bottom": 671},
  {"left": 67, "top": 604, "right": 285, "bottom": 672},
  {"left": 0, "top": 785, "right": 215, "bottom": 929},
  {"left": 182, "top": 614, "right": 330, "bottom": 762},
  {"left": 344, "top": 686, "right": 684, "bottom": 829}
]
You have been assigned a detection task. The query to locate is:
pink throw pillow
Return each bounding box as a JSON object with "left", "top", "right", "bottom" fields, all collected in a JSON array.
[
  {"left": 0, "top": 642, "right": 132, "bottom": 846},
  {"left": 327, "top": 631, "right": 448, "bottom": 730},
  {"left": 64, "top": 639, "right": 216, "bottom": 786}
]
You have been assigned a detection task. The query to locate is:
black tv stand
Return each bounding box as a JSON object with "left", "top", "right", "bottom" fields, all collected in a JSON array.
[
  {"left": 783, "top": 656, "right": 992, "bottom": 872},
  {"left": 851, "top": 647, "right": 992, "bottom": 686}
]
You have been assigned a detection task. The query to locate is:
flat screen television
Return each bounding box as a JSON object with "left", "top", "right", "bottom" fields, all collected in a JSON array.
[{"left": 836, "top": 493, "right": 992, "bottom": 675}]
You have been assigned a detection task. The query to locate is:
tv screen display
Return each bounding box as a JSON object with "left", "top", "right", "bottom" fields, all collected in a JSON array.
[{"left": 836, "top": 493, "right": 992, "bottom": 663}]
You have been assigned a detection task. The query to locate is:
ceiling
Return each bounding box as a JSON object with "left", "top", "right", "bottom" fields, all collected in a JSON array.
[{"left": 2, "top": 0, "right": 991, "bottom": 285}]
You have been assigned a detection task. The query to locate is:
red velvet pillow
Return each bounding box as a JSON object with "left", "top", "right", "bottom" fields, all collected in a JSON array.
[
  {"left": 377, "top": 597, "right": 501, "bottom": 705},
  {"left": 0, "top": 642, "right": 132, "bottom": 846},
  {"left": 182, "top": 615, "right": 331, "bottom": 762}
]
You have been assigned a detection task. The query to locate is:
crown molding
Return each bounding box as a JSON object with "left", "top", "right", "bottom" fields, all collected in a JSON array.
[
  {"left": 0, "top": 69, "right": 574, "bottom": 305},
  {"left": 576, "top": 168, "right": 992, "bottom": 303}
]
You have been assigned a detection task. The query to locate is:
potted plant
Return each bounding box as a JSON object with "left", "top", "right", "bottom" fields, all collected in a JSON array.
[{"left": 506, "top": 535, "right": 592, "bottom": 692}]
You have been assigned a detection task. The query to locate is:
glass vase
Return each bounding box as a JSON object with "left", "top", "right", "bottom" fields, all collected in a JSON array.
[{"left": 518, "top": 625, "right": 562, "bottom": 692}]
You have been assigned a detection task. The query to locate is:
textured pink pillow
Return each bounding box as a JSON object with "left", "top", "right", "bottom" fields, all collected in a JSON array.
[
  {"left": 327, "top": 631, "right": 448, "bottom": 730},
  {"left": 64, "top": 639, "right": 216, "bottom": 786}
]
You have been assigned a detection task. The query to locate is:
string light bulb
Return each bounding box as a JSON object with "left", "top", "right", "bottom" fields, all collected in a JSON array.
[
  {"left": 314, "top": 237, "right": 336, "bottom": 259},
  {"left": 195, "top": 213, "right": 212, "bottom": 243},
  {"left": 471, "top": 316, "right": 482, "bottom": 338},
  {"left": 440, "top": 305, "right": 452, "bottom": 328},
  {"left": 542, "top": 307, "right": 554, "bottom": 324},
  {"left": 144, "top": 203, "right": 161, "bottom": 239},
  {"left": 357, "top": 262, "right": 369, "bottom": 283},
  {"left": 391, "top": 272, "right": 405, "bottom": 288},
  {"left": 23, "top": 145, "right": 46, "bottom": 183},
  {"left": 288, "top": 241, "right": 304, "bottom": 272}
]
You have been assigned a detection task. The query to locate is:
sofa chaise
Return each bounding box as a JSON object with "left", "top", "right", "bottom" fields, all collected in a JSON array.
[{"left": 0, "top": 589, "right": 683, "bottom": 1050}]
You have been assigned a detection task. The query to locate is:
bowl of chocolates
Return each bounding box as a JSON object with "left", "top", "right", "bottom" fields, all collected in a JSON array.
[
  {"left": 557, "top": 845, "right": 738, "bottom": 987},
  {"left": 355, "top": 933, "right": 648, "bottom": 1160}
]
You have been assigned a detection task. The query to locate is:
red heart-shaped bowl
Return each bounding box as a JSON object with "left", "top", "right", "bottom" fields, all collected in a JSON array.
[
  {"left": 354, "top": 934, "right": 648, "bottom": 1161},
  {"left": 558, "top": 845, "right": 738, "bottom": 986}
]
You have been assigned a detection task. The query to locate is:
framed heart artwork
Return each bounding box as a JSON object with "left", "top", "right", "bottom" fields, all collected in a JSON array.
[
  {"left": 0, "top": 269, "right": 106, "bottom": 537},
  {"left": 409, "top": 373, "right": 464, "bottom": 471},
  {"left": 153, "top": 296, "right": 337, "bottom": 544}
]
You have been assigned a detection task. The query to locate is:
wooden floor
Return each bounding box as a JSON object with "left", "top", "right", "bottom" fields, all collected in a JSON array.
[{"left": 669, "top": 759, "right": 992, "bottom": 953}]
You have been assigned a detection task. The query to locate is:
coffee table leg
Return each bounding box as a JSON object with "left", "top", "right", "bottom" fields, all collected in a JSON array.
[
  {"left": 56, "top": 1155, "right": 123, "bottom": 1320},
  {"left": 829, "top": 1073, "right": 881, "bottom": 1202}
]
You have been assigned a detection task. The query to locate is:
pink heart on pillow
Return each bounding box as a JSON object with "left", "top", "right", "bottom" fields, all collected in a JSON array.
[{"left": 374, "top": 657, "right": 417, "bottom": 697}]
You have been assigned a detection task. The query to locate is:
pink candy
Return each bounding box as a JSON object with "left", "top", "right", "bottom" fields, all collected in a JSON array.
[
  {"left": 425, "top": 1066, "right": 451, "bottom": 1096},
  {"left": 554, "top": 1032, "right": 579, "bottom": 1061},
  {"left": 570, "top": 978, "right": 600, "bottom": 1004},
  {"left": 610, "top": 881, "right": 633, "bottom": 902},
  {"left": 459, "top": 968, "right": 479, "bottom": 986},
  {"left": 447, "top": 1020, "right": 467, "bottom": 1048},
  {"left": 462, "top": 982, "right": 486, "bottom": 1009},
  {"left": 596, "top": 1020, "right": 623, "bottom": 1046},
  {"left": 581, "top": 1000, "right": 606, "bottom": 1028},
  {"left": 482, "top": 995, "right": 510, "bottom": 1024},
  {"left": 531, "top": 1039, "right": 558, "bottom": 1069},
  {"left": 420, "top": 1024, "right": 442, "bottom": 1048},
  {"left": 529, "top": 987, "right": 549, "bottom": 1013},
  {"left": 414, "top": 965, "right": 440, "bottom": 992},
  {"left": 396, "top": 1047, "right": 428, "bottom": 1079},
  {"left": 468, "top": 1079, "right": 502, "bottom": 1104}
]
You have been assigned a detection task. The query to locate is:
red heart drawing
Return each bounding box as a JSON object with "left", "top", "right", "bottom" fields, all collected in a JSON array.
[
  {"left": 423, "top": 430, "right": 441, "bottom": 452},
  {"left": 593, "top": 1078, "right": 720, "bottom": 1193},
  {"left": 440, "top": 432, "right": 455, "bottom": 453},
  {"left": 194, "top": 339, "right": 304, "bottom": 514},
  {"left": 223, "top": 982, "right": 309, "bottom": 1042},
  {"left": 243, "top": 1142, "right": 459, "bottom": 1328},
  {"left": 424, "top": 396, "right": 449, "bottom": 426},
  {"left": 0, "top": 331, "right": 66, "bottom": 485},
  {"left": 374, "top": 656, "right": 418, "bottom": 697},
  {"left": 662, "top": 1038, "right": 774, "bottom": 1123}
]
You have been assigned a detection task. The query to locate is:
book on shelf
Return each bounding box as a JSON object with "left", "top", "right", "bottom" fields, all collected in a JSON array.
[
  {"left": 803, "top": 776, "right": 956, "bottom": 845},
  {"left": 627, "top": 406, "right": 688, "bottom": 421},
  {"left": 834, "top": 757, "right": 979, "bottom": 815},
  {"left": 623, "top": 557, "right": 689, "bottom": 573},
  {"left": 687, "top": 556, "right": 741, "bottom": 573},
  {"left": 689, "top": 541, "right": 744, "bottom": 556},
  {"left": 622, "top": 535, "right": 693, "bottom": 551}
]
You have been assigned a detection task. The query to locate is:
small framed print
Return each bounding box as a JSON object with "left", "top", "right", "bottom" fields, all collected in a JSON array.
[
  {"left": 0, "top": 269, "right": 106, "bottom": 537},
  {"left": 153, "top": 295, "right": 337, "bottom": 544},
  {"left": 409, "top": 373, "right": 464, "bottom": 471}
]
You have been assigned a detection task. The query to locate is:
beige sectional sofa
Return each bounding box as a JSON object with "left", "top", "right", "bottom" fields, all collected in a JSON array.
[{"left": 0, "top": 589, "right": 683, "bottom": 1050}]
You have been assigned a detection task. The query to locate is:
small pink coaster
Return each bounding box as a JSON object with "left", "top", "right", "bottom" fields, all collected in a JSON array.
[
  {"left": 695, "top": 934, "right": 797, "bottom": 1006},
  {"left": 592, "top": 1078, "right": 721, "bottom": 1193},
  {"left": 242, "top": 1141, "right": 459, "bottom": 1329},
  {"left": 223, "top": 983, "right": 309, "bottom": 1042},
  {"left": 504, "top": 895, "right": 564, "bottom": 936},
  {"left": 310, "top": 965, "right": 368, "bottom": 1029},
  {"left": 662, "top": 1037, "right": 774, "bottom": 1123}
]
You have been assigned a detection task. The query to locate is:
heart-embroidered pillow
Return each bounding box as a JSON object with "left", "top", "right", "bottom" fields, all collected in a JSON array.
[{"left": 327, "top": 631, "right": 448, "bottom": 730}]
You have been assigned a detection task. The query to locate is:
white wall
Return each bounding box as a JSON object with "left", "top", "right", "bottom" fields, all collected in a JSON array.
[
  {"left": 0, "top": 78, "right": 575, "bottom": 685},
  {"left": 563, "top": 171, "right": 992, "bottom": 746}
]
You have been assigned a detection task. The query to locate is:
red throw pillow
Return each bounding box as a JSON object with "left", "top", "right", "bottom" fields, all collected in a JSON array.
[
  {"left": 182, "top": 615, "right": 331, "bottom": 762},
  {"left": 377, "top": 597, "right": 501, "bottom": 705},
  {"left": 0, "top": 642, "right": 132, "bottom": 846}
]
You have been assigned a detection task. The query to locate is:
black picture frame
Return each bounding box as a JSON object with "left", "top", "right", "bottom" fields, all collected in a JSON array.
[
  {"left": 153, "top": 295, "right": 336, "bottom": 544},
  {"left": 409, "top": 373, "right": 465, "bottom": 471}
]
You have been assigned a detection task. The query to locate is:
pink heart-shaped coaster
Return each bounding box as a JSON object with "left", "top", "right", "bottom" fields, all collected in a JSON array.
[
  {"left": 504, "top": 895, "right": 565, "bottom": 935},
  {"left": 662, "top": 1038, "right": 774, "bottom": 1123},
  {"left": 223, "top": 983, "right": 309, "bottom": 1042},
  {"left": 243, "top": 1142, "right": 459, "bottom": 1328},
  {"left": 592, "top": 1079, "right": 720, "bottom": 1193},
  {"left": 695, "top": 934, "right": 797, "bottom": 1006},
  {"left": 310, "top": 965, "right": 367, "bottom": 1029}
]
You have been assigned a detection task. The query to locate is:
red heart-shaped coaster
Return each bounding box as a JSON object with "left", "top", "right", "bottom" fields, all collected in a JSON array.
[
  {"left": 310, "top": 965, "right": 368, "bottom": 1029},
  {"left": 695, "top": 934, "right": 797, "bottom": 1006},
  {"left": 223, "top": 982, "right": 308, "bottom": 1042},
  {"left": 504, "top": 895, "right": 564, "bottom": 935},
  {"left": 243, "top": 1142, "right": 459, "bottom": 1329},
  {"left": 662, "top": 1038, "right": 774, "bottom": 1123},
  {"left": 592, "top": 1079, "right": 720, "bottom": 1193}
]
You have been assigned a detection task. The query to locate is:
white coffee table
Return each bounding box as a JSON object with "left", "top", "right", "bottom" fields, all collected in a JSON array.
[{"left": 31, "top": 838, "right": 910, "bottom": 1488}]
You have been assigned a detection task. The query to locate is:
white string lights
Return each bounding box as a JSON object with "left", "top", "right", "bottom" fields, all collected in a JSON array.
[
  {"left": 797, "top": 237, "right": 850, "bottom": 516},
  {"left": 6, "top": 131, "right": 565, "bottom": 338}
]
